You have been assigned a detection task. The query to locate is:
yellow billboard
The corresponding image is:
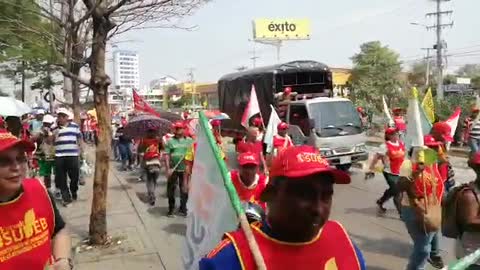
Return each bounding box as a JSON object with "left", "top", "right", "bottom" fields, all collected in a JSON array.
[{"left": 253, "top": 19, "right": 311, "bottom": 40}]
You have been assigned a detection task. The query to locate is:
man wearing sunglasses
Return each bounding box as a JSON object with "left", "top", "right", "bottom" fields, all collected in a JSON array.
[{"left": 0, "top": 129, "right": 72, "bottom": 270}]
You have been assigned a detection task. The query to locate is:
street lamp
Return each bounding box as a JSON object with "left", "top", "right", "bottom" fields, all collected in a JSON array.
[{"left": 410, "top": 22, "right": 430, "bottom": 29}]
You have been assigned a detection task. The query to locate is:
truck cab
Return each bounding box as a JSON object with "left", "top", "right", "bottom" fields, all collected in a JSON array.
[{"left": 283, "top": 96, "right": 368, "bottom": 171}]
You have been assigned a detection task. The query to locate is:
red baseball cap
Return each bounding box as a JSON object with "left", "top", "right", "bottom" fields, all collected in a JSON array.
[
  {"left": 253, "top": 117, "right": 263, "bottom": 127},
  {"left": 238, "top": 152, "right": 260, "bottom": 166},
  {"left": 424, "top": 134, "right": 443, "bottom": 147},
  {"left": 269, "top": 145, "right": 350, "bottom": 184},
  {"left": 277, "top": 122, "right": 289, "bottom": 130},
  {"left": 385, "top": 127, "right": 398, "bottom": 136},
  {"left": 172, "top": 121, "right": 185, "bottom": 129},
  {"left": 0, "top": 129, "right": 35, "bottom": 153},
  {"left": 210, "top": 119, "right": 221, "bottom": 127},
  {"left": 432, "top": 122, "right": 453, "bottom": 142}
]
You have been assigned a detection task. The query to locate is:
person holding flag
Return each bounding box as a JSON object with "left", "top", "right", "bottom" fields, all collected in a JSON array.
[
  {"left": 272, "top": 122, "right": 293, "bottom": 156},
  {"left": 229, "top": 152, "right": 268, "bottom": 210},
  {"left": 367, "top": 127, "right": 405, "bottom": 216},
  {"left": 252, "top": 117, "right": 265, "bottom": 142},
  {"left": 200, "top": 146, "right": 366, "bottom": 270},
  {"left": 165, "top": 121, "right": 193, "bottom": 217}
]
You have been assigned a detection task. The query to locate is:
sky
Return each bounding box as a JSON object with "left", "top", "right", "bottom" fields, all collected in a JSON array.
[{"left": 111, "top": 0, "right": 480, "bottom": 88}]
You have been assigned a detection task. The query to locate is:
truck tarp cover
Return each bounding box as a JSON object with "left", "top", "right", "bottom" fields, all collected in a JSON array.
[{"left": 218, "top": 60, "right": 329, "bottom": 133}]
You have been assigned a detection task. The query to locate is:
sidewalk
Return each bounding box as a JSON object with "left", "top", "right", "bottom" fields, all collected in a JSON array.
[{"left": 60, "top": 150, "right": 185, "bottom": 270}]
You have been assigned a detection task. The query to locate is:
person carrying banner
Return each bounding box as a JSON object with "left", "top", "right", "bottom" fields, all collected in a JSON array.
[
  {"left": 0, "top": 129, "right": 72, "bottom": 270},
  {"left": 229, "top": 152, "right": 268, "bottom": 210},
  {"left": 367, "top": 127, "right": 405, "bottom": 216},
  {"left": 165, "top": 121, "right": 193, "bottom": 217},
  {"left": 272, "top": 122, "right": 293, "bottom": 156},
  {"left": 200, "top": 146, "right": 366, "bottom": 270}
]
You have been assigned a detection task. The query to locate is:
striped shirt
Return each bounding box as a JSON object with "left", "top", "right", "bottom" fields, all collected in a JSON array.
[
  {"left": 470, "top": 121, "right": 480, "bottom": 140},
  {"left": 53, "top": 122, "right": 82, "bottom": 157}
]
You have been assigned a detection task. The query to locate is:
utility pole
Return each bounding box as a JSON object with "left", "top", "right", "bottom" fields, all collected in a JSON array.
[
  {"left": 421, "top": 48, "right": 433, "bottom": 86},
  {"left": 426, "top": 0, "right": 453, "bottom": 100}
]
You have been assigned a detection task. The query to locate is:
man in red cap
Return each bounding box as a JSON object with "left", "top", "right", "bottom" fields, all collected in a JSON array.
[
  {"left": 393, "top": 107, "right": 407, "bottom": 135},
  {"left": 272, "top": 122, "right": 293, "bottom": 157},
  {"left": 210, "top": 119, "right": 223, "bottom": 146},
  {"left": 230, "top": 152, "right": 268, "bottom": 210},
  {"left": 252, "top": 117, "right": 265, "bottom": 142},
  {"left": 0, "top": 130, "right": 72, "bottom": 269},
  {"left": 237, "top": 127, "right": 267, "bottom": 173},
  {"left": 368, "top": 127, "right": 405, "bottom": 215},
  {"left": 200, "top": 146, "right": 366, "bottom": 270},
  {"left": 165, "top": 121, "right": 194, "bottom": 217}
]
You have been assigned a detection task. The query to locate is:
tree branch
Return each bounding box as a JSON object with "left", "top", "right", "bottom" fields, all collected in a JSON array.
[{"left": 62, "top": 69, "right": 92, "bottom": 87}]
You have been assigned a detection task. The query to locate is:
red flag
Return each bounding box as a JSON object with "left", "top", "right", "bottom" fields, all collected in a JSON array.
[
  {"left": 241, "top": 85, "right": 261, "bottom": 128},
  {"left": 445, "top": 107, "right": 461, "bottom": 139},
  {"left": 132, "top": 89, "right": 161, "bottom": 117}
]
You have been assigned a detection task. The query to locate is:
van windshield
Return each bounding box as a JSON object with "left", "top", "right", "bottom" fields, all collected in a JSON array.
[{"left": 308, "top": 101, "right": 362, "bottom": 137}]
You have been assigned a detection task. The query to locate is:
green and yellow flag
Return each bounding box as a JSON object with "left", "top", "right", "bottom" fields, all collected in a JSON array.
[{"left": 421, "top": 88, "right": 435, "bottom": 124}]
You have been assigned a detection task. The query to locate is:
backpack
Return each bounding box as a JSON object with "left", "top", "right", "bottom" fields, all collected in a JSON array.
[{"left": 442, "top": 183, "right": 479, "bottom": 238}]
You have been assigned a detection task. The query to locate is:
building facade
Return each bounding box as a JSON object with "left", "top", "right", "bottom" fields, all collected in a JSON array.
[{"left": 113, "top": 50, "right": 140, "bottom": 91}]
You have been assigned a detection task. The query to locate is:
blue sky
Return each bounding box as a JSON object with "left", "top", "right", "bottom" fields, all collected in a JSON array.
[{"left": 114, "top": 0, "right": 480, "bottom": 87}]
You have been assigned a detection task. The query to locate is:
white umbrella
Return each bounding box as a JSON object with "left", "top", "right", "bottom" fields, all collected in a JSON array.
[{"left": 0, "top": 97, "right": 32, "bottom": 117}]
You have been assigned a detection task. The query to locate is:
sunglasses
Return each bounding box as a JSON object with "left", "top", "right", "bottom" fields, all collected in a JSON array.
[{"left": 0, "top": 155, "right": 28, "bottom": 168}]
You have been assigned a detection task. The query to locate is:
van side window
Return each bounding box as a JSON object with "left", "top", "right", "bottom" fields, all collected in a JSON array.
[{"left": 289, "top": 105, "right": 310, "bottom": 136}]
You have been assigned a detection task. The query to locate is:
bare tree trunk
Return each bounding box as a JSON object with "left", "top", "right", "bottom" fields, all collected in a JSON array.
[{"left": 88, "top": 13, "right": 112, "bottom": 245}]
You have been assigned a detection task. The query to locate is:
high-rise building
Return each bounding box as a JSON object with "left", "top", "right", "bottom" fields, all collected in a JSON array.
[{"left": 113, "top": 50, "right": 140, "bottom": 90}]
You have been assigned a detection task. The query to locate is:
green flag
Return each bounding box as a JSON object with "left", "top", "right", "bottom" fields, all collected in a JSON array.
[{"left": 183, "top": 111, "right": 240, "bottom": 270}]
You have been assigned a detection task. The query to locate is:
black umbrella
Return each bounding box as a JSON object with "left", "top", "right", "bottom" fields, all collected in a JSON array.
[
  {"left": 123, "top": 114, "right": 172, "bottom": 138},
  {"left": 155, "top": 109, "right": 182, "bottom": 122}
]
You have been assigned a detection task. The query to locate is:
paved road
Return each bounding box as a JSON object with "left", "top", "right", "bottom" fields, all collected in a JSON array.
[{"left": 90, "top": 144, "right": 475, "bottom": 269}]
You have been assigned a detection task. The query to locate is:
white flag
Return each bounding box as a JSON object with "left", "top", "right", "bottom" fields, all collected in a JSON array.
[
  {"left": 241, "top": 85, "right": 261, "bottom": 128},
  {"left": 182, "top": 113, "right": 238, "bottom": 270},
  {"left": 382, "top": 95, "right": 394, "bottom": 126},
  {"left": 264, "top": 105, "right": 282, "bottom": 154},
  {"left": 405, "top": 88, "right": 424, "bottom": 149}
]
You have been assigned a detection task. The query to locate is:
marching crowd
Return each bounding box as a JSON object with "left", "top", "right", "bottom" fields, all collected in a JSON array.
[{"left": 4, "top": 103, "right": 480, "bottom": 269}]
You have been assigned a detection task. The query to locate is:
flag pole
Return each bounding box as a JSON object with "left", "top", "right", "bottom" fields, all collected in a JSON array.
[{"left": 199, "top": 111, "right": 267, "bottom": 270}]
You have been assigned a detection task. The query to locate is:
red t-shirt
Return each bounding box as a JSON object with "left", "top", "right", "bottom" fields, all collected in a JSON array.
[{"left": 230, "top": 170, "right": 267, "bottom": 210}]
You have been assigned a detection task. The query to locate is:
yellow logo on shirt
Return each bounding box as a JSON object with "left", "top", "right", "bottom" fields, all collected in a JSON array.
[
  {"left": 0, "top": 209, "right": 49, "bottom": 262},
  {"left": 325, "top": 257, "right": 338, "bottom": 270}
]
